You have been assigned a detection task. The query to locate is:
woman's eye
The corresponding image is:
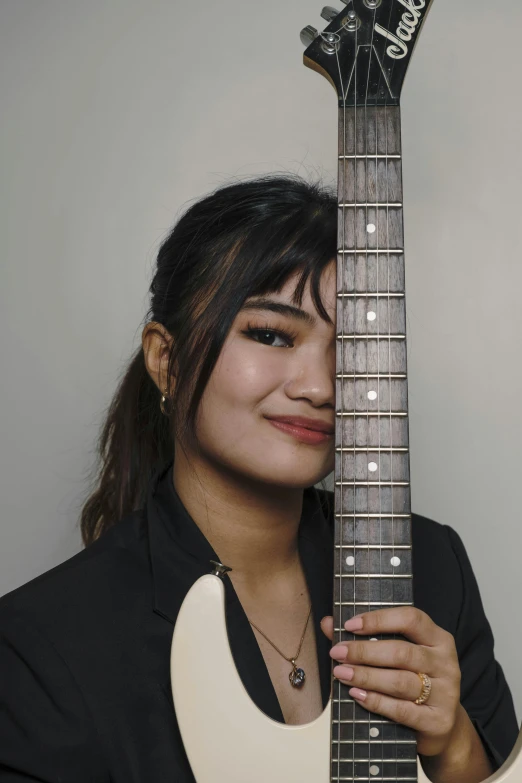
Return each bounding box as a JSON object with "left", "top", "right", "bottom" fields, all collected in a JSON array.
[{"left": 243, "top": 328, "right": 294, "bottom": 348}]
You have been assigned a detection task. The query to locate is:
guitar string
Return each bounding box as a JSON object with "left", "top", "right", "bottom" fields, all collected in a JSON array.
[
  {"left": 341, "top": 7, "right": 376, "bottom": 776},
  {"left": 333, "top": 7, "right": 379, "bottom": 778},
  {"left": 373, "top": 18, "right": 384, "bottom": 780},
  {"left": 345, "top": 10, "right": 357, "bottom": 779},
  {"left": 369, "top": 3, "right": 394, "bottom": 771},
  {"left": 385, "top": 52, "right": 396, "bottom": 783},
  {"left": 383, "top": 27, "right": 396, "bottom": 783},
  {"left": 384, "top": 115, "right": 399, "bottom": 779},
  {"left": 379, "top": 5, "right": 399, "bottom": 776},
  {"left": 346, "top": 14, "right": 357, "bottom": 781},
  {"left": 360, "top": 2, "right": 402, "bottom": 776},
  {"left": 332, "top": 22, "right": 347, "bottom": 783},
  {"left": 375, "top": 0, "right": 397, "bottom": 776},
  {"left": 381, "top": 4, "right": 409, "bottom": 776},
  {"left": 350, "top": 16, "right": 356, "bottom": 781},
  {"left": 355, "top": 4, "right": 396, "bottom": 775},
  {"left": 363, "top": 9, "right": 378, "bottom": 776},
  {"left": 327, "top": 24, "right": 351, "bottom": 774},
  {"left": 352, "top": 17, "right": 358, "bottom": 782}
]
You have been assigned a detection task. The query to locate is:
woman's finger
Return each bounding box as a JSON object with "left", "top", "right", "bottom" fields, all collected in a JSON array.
[
  {"left": 332, "top": 662, "right": 446, "bottom": 705},
  {"left": 334, "top": 686, "right": 439, "bottom": 733},
  {"left": 330, "top": 638, "right": 433, "bottom": 674},
  {"left": 343, "top": 606, "right": 451, "bottom": 647},
  {"left": 320, "top": 615, "right": 334, "bottom": 640}
]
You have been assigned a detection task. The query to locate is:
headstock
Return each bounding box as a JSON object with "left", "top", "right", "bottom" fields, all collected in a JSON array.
[{"left": 301, "top": 0, "right": 434, "bottom": 106}]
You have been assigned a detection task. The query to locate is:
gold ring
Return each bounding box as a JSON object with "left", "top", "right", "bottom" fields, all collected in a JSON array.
[{"left": 414, "top": 672, "right": 432, "bottom": 705}]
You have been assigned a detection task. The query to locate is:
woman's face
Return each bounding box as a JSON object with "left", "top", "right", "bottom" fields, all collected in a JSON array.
[{"left": 193, "top": 260, "right": 337, "bottom": 489}]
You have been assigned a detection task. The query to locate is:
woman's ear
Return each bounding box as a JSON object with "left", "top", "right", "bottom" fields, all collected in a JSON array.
[{"left": 142, "top": 321, "right": 175, "bottom": 395}]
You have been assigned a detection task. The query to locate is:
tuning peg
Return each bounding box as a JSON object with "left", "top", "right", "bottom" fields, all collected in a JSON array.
[
  {"left": 300, "top": 25, "right": 319, "bottom": 47},
  {"left": 320, "top": 6, "right": 341, "bottom": 22}
]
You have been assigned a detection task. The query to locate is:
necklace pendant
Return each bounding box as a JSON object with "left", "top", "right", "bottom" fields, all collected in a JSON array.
[{"left": 289, "top": 659, "right": 306, "bottom": 688}]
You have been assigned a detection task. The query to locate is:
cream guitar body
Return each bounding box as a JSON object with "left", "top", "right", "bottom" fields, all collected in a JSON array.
[{"left": 171, "top": 574, "right": 522, "bottom": 782}]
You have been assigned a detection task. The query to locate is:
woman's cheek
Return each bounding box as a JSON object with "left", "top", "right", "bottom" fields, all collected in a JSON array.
[{"left": 222, "top": 344, "right": 283, "bottom": 402}]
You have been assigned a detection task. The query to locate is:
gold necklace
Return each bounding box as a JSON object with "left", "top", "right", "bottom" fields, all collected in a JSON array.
[{"left": 248, "top": 601, "right": 313, "bottom": 688}]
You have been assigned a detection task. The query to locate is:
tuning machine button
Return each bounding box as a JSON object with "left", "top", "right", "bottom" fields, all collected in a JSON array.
[
  {"left": 320, "top": 6, "right": 341, "bottom": 22},
  {"left": 300, "top": 25, "right": 319, "bottom": 47},
  {"left": 344, "top": 9, "right": 361, "bottom": 31}
]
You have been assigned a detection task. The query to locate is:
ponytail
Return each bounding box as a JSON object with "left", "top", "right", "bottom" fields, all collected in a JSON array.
[{"left": 79, "top": 346, "right": 172, "bottom": 547}]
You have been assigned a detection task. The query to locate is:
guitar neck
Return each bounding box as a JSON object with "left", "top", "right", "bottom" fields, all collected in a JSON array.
[{"left": 332, "top": 103, "right": 417, "bottom": 781}]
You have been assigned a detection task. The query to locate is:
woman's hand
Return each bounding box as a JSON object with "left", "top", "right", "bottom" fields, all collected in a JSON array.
[{"left": 320, "top": 607, "right": 462, "bottom": 758}]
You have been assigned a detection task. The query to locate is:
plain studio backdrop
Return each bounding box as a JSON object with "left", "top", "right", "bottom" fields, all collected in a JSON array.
[{"left": 1, "top": 0, "right": 521, "bottom": 725}]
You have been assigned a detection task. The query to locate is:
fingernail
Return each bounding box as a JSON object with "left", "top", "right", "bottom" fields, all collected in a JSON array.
[
  {"left": 334, "top": 665, "right": 354, "bottom": 681},
  {"left": 349, "top": 687, "right": 367, "bottom": 701},
  {"left": 344, "top": 616, "right": 363, "bottom": 631},
  {"left": 330, "top": 645, "right": 348, "bottom": 660}
]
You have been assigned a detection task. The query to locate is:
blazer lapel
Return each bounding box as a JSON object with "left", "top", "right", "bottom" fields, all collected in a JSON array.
[{"left": 147, "top": 461, "right": 333, "bottom": 722}]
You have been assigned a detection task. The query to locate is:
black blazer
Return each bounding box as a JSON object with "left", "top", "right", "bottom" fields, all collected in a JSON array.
[{"left": 0, "top": 460, "right": 518, "bottom": 782}]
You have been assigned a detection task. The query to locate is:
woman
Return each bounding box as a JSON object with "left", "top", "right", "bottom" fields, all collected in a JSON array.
[{"left": 0, "top": 174, "right": 518, "bottom": 782}]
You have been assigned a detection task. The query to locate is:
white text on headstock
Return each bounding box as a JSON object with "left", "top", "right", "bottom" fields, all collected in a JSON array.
[{"left": 374, "top": 0, "right": 426, "bottom": 61}]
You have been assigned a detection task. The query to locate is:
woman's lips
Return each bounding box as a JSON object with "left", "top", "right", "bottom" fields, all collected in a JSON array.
[{"left": 267, "top": 418, "right": 333, "bottom": 445}]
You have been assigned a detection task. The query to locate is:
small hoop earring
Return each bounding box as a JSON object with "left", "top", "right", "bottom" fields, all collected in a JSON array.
[{"left": 159, "top": 386, "right": 170, "bottom": 417}]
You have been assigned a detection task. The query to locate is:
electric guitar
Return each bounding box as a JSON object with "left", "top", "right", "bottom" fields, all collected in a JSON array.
[{"left": 170, "top": 1, "right": 522, "bottom": 780}]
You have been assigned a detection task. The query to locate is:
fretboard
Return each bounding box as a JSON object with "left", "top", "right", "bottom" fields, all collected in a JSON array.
[{"left": 332, "top": 104, "right": 416, "bottom": 782}]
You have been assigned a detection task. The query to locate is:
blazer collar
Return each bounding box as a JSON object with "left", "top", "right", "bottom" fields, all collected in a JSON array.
[{"left": 146, "top": 459, "right": 334, "bottom": 713}]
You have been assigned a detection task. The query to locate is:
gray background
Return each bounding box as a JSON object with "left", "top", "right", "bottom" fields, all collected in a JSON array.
[{"left": 1, "top": 0, "right": 520, "bottom": 725}]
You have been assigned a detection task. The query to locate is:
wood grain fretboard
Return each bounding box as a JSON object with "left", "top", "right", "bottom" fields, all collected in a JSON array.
[{"left": 331, "top": 104, "right": 417, "bottom": 782}]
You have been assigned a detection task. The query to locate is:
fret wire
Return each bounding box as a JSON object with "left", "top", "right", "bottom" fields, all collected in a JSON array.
[
  {"left": 337, "top": 334, "right": 406, "bottom": 340},
  {"left": 335, "top": 720, "right": 406, "bottom": 725},
  {"left": 330, "top": 777, "right": 417, "bottom": 781},
  {"left": 338, "top": 154, "right": 402, "bottom": 159},
  {"left": 335, "top": 544, "right": 411, "bottom": 549},
  {"left": 334, "top": 574, "right": 413, "bottom": 579},
  {"left": 335, "top": 602, "right": 413, "bottom": 607},
  {"left": 336, "top": 412, "right": 408, "bottom": 417},
  {"left": 335, "top": 513, "right": 411, "bottom": 518},
  {"left": 339, "top": 202, "right": 403, "bottom": 207},
  {"left": 332, "top": 736, "right": 417, "bottom": 740},
  {"left": 337, "top": 249, "right": 404, "bottom": 254},
  {"left": 337, "top": 293, "right": 405, "bottom": 297},
  {"left": 335, "top": 481, "right": 410, "bottom": 486},
  {"left": 336, "top": 373, "right": 407, "bottom": 378},
  {"left": 334, "top": 601, "right": 413, "bottom": 608},
  {"left": 334, "top": 707, "right": 414, "bottom": 715},
  {"left": 330, "top": 758, "right": 417, "bottom": 763},
  {"left": 335, "top": 447, "right": 409, "bottom": 452}
]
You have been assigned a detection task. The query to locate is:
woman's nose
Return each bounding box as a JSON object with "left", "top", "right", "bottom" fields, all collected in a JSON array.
[{"left": 283, "top": 356, "right": 335, "bottom": 408}]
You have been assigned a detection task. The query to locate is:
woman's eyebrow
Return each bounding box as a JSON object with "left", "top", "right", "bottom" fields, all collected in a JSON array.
[{"left": 241, "top": 298, "right": 317, "bottom": 327}]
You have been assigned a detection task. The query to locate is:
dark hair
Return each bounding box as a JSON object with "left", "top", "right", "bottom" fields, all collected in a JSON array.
[{"left": 79, "top": 173, "right": 337, "bottom": 546}]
